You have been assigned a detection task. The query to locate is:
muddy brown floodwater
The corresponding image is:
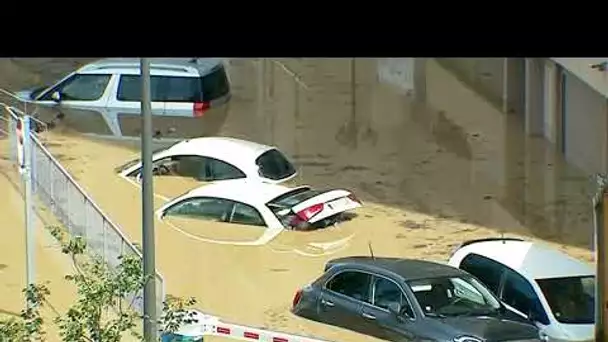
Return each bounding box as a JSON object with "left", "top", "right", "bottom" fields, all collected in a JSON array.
[{"left": 0, "top": 58, "right": 595, "bottom": 342}]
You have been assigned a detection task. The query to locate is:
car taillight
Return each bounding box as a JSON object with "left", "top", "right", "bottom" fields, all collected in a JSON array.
[
  {"left": 193, "top": 101, "right": 210, "bottom": 117},
  {"left": 296, "top": 203, "right": 324, "bottom": 221},
  {"left": 347, "top": 193, "right": 362, "bottom": 204},
  {"left": 292, "top": 289, "right": 303, "bottom": 308}
]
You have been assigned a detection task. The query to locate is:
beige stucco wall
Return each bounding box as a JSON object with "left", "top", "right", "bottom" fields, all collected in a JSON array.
[
  {"left": 562, "top": 69, "right": 608, "bottom": 174},
  {"left": 551, "top": 58, "right": 608, "bottom": 98}
]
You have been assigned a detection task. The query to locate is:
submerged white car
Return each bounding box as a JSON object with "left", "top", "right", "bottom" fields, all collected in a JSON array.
[
  {"left": 448, "top": 238, "right": 594, "bottom": 342},
  {"left": 117, "top": 136, "right": 298, "bottom": 184},
  {"left": 156, "top": 179, "right": 362, "bottom": 243}
]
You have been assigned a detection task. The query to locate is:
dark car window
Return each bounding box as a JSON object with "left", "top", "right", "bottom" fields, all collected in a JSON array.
[
  {"left": 536, "top": 276, "right": 594, "bottom": 324},
  {"left": 117, "top": 73, "right": 226, "bottom": 103},
  {"left": 229, "top": 203, "right": 265, "bottom": 227},
  {"left": 201, "top": 67, "right": 230, "bottom": 101},
  {"left": 267, "top": 188, "right": 324, "bottom": 210},
  {"left": 202, "top": 158, "right": 246, "bottom": 181},
  {"left": 40, "top": 74, "right": 111, "bottom": 101},
  {"left": 171, "top": 156, "right": 206, "bottom": 179},
  {"left": 502, "top": 269, "right": 550, "bottom": 325},
  {"left": 326, "top": 271, "right": 372, "bottom": 303},
  {"left": 255, "top": 149, "right": 296, "bottom": 181},
  {"left": 116, "top": 75, "right": 166, "bottom": 102},
  {"left": 164, "top": 197, "right": 233, "bottom": 221},
  {"left": 373, "top": 277, "right": 414, "bottom": 317},
  {"left": 459, "top": 253, "right": 505, "bottom": 293},
  {"left": 162, "top": 76, "right": 204, "bottom": 102}
]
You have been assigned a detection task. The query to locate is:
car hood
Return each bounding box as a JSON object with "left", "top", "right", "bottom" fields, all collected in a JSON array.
[
  {"left": 438, "top": 315, "right": 539, "bottom": 340},
  {"left": 14, "top": 86, "right": 44, "bottom": 102}
]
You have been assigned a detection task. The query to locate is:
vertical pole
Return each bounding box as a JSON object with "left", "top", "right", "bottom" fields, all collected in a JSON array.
[
  {"left": 595, "top": 174, "right": 608, "bottom": 342},
  {"left": 23, "top": 115, "right": 35, "bottom": 304},
  {"left": 602, "top": 182, "right": 608, "bottom": 342},
  {"left": 140, "top": 58, "right": 157, "bottom": 341}
]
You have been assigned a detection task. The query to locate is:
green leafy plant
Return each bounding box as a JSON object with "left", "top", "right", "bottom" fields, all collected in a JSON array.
[{"left": 0, "top": 226, "right": 198, "bottom": 341}]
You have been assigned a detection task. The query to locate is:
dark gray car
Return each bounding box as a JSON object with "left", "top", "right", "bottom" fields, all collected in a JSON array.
[{"left": 292, "top": 256, "right": 542, "bottom": 342}]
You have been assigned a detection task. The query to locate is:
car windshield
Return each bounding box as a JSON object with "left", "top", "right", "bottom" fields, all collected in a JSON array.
[
  {"left": 536, "top": 276, "right": 595, "bottom": 324},
  {"left": 255, "top": 149, "right": 296, "bottom": 181},
  {"left": 408, "top": 276, "right": 501, "bottom": 317}
]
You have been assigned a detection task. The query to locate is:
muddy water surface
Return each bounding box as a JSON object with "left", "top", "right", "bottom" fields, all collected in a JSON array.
[{"left": 0, "top": 58, "right": 596, "bottom": 341}]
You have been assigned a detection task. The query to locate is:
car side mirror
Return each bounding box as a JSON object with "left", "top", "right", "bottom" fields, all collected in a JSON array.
[{"left": 51, "top": 91, "right": 62, "bottom": 102}]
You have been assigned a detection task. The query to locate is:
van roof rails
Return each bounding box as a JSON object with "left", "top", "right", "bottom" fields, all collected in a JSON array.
[{"left": 459, "top": 237, "right": 525, "bottom": 249}]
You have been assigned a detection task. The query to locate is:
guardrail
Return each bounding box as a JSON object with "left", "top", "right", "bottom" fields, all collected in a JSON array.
[{"left": 1, "top": 100, "right": 165, "bottom": 317}]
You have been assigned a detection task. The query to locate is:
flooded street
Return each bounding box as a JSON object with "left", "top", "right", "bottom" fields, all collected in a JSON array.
[{"left": 0, "top": 58, "right": 595, "bottom": 341}]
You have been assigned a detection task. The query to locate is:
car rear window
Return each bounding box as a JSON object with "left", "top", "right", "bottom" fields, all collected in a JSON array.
[
  {"left": 267, "top": 188, "right": 324, "bottom": 210},
  {"left": 255, "top": 149, "right": 296, "bottom": 181},
  {"left": 201, "top": 66, "right": 230, "bottom": 102}
]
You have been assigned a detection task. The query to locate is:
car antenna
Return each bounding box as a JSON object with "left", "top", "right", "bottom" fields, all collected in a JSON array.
[
  {"left": 500, "top": 232, "right": 506, "bottom": 244},
  {"left": 368, "top": 241, "right": 375, "bottom": 260}
]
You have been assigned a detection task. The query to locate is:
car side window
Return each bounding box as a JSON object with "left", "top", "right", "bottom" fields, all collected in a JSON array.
[
  {"left": 326, "top": 271, "right": 372, "bottom": 303},
  {"left": 162, "top": 76, "right": 203, "bottom": 102},
  {"left": 116, "top": 75, "right": 164, "bottom": 102},
  {"left": 229, "top": 203, "right": 265, "bottom": 227},
  {"left": 373, "top": 277, "right": 414, "bottom": 317},
  {"left": 203, "top": 158, "right": 246, "bottom": 181},
  {"left": 172, "top": 156, "right": 206, "bottom": 179},
  {"left": 502, "top": 269, "right": 549, "bottom": 325},
  {"left": 40, "top": 74, "right": 111, "bottom": 101},
  {"left": 164, "top": 197, "right": 233, "bottom": 221},
  {"left": 459, "top": 253, "right": 505, "bottom": 294}
]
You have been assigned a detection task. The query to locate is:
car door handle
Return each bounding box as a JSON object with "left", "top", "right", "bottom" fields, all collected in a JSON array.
[
  {"left": 361, "top": 312, "right": 376, "bottom": 320},
  {"left": 321, "top": 299, "right": 334, "bottom": 307}
]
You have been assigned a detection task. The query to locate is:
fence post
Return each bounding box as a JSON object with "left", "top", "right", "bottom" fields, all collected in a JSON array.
[{"left": 22, "top": 115, "right": 36, "bottom": 304}]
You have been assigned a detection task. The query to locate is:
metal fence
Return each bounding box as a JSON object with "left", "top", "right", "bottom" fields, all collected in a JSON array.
[{"left": 2, "top": 103, "right": 165, "bottom": 316}]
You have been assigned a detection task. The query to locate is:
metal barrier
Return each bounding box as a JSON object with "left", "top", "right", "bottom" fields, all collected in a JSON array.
[
  {"left": 2, "top": 103, "right": 165, "bottom": 316},
  {"left": 166, "top": 310, "right": 332, "bottom": 342}
]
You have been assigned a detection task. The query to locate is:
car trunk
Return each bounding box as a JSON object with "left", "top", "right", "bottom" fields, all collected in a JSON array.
[
  {"left": 290, "top": 189, "right": 361, "bottom": 224},
  {"left": 265, "top": 187, "right": 362, "bottom": 255}
]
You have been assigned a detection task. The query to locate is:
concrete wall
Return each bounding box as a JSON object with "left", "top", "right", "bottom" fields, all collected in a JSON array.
[{"left": 562, "top": 70, "right": 608, "bottom": 175}]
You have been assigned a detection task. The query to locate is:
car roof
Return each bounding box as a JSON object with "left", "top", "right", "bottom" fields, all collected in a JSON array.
[
  {"left": 163, "top": 136, "right": 277, "bottom": 173},
  {"left": 456, "top": 239, "right": 594, "bottom": 279},
  {"left": 78, "top": 58, "right": 223, "bottom": 77},
  {"left": 328, "top": 256, "right": 468, "bottom": 281},
  {"left": 184, "top": 180, "right": 310, "bottom": 205}
]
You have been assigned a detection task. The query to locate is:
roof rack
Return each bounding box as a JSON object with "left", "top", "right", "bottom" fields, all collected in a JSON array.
[{"left": 460, "top": 237, "right": 524, "bottom": 249}]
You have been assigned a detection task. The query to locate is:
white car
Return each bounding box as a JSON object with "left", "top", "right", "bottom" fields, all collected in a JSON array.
[
  {"left": 15, "top": 58, "right": 231, "bottom": 119},
  {"left": 155, "top": 179, "right": 362, "bottom": 244},
  {"left": 448, "top": 237, "right": 594, "bottom": 342},
  {"left": 116, "top": 137, "right": 298, "bottom": 184}
]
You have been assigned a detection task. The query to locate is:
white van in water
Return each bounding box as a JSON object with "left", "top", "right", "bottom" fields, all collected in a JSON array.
[{"left": 14, "top": 58, "right": 231, "bottom": 138}]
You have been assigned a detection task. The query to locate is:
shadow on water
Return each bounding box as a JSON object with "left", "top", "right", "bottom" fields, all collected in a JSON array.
[{"left": 0, "top": 57, "right": 594, "bottom": 251}]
